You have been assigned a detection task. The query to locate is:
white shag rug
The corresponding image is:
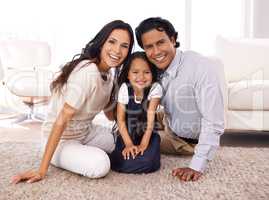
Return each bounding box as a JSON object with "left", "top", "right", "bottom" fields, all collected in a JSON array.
[{"left": 0, "top": 142, "right": 269, "bottom": 200}]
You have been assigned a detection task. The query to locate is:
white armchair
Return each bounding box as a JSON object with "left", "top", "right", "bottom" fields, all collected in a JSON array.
[
  {"left": 215, "top": 36, "right": 269, "bottom": 131},
  {"left": 0, "top": 40, "right": 53, "bottom": 123}
]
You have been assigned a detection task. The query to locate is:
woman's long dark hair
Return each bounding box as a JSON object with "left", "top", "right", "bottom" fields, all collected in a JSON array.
[{"left": 50, "top": 20, "right": 134, "bottom": 93}]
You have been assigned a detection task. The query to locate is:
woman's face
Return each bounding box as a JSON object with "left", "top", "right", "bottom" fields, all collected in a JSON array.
[
  {"left": 99, "top": 29, "right": 131, "bottom": 71},
  {"left": 128, "top": 58, "right": 153, "bottom": 90}
]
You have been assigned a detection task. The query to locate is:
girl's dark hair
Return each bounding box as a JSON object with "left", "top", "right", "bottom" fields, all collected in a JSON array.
[
  {"left": 50, "top": 20, "right": 134, "bottom": 92},
  {"left": 135, "top": 17, "right": 180, "bottom": 49}
]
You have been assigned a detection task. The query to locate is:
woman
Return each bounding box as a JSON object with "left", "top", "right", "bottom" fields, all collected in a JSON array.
[{"left": 11, "top": 20, "right": 134, "bottom": 184}]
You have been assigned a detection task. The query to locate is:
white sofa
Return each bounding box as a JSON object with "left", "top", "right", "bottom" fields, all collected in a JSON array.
[{"left": 215, "top": 36, "right": 269, "bottom": 131}]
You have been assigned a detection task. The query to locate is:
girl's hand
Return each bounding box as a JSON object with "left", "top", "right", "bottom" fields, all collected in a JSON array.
[
  {"left": 122, "top": 145, "right": 138, "bottom": 160},
  {"left": 11, "top": 170, "right": 45, "bottom": 184},
  {"left": 137, "top": 134, "right": 150, "bottom": 156},
  {"left": 137, "top": 140, "right": 149, "bottom": 156}
]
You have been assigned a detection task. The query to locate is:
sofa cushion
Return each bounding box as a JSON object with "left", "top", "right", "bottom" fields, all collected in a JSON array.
[
  {"left": 215, "top": 36, "right": 269, "bottom": 82},
  {"left": 228, "top": 80, "right": 269, "bottom": 110},
  {"left": 226, "top": 110, "right": 269, "bottom": 130}
]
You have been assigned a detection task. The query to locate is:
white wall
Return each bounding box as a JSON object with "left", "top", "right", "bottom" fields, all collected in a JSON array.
[
  {"left": 0, "top": 0, "right": 186, "bottom": 68},
  {"left": 253, "top": 0, "right": 269, "bottom": 38},
  {"left": 190, "top": 0, "right": 244, "bottom": 55},
  {"left": 0, "top": 0, "right": 249, "bottom": 62}
]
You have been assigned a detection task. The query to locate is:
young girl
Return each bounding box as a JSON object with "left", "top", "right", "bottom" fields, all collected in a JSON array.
[
  {"left": 11, "top": 20, "right": 134, "bottom": 184},
  {"left": 110, "top": 51, "right": 162, "bottom": 173}
]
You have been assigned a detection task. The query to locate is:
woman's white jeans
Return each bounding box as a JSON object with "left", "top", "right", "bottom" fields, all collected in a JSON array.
[{"left": 42, "top": 124, "right": 115, "bottom": 179}]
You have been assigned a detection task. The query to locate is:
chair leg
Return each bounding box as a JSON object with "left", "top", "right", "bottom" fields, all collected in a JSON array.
[
  {"left": 11, "top": 102, "right": 32, "bottom": 124},
  {"left": 32, "top": 113, "right": 45, "bottom": 121},
  {"left": 11, "top": 113, "right": 30, "bottom": 124},
  {"left": 8, "top": 98, "right": 47, "bottom": 124}
]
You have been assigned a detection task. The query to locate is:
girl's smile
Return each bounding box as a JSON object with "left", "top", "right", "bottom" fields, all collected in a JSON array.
[{"left": 128, "top": 58, "right": 153, "bottom": 92}]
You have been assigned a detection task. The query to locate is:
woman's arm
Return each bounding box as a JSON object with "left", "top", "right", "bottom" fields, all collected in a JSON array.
[
  {"left": 103, "top": 110, "right": 115, "bottom": 121},
  {"left": 11, "top": 103, "right": 76, "bottom": 184},
  {"left": 103, "top": 101, "right": 116, "bottom": 121},
  {"left": 138, "top": 98, "right": 160, "bottom": 155},
  {"left": 39, "top": 103, "right": 76, "bottom": 176},
  {"left": 117, "top": 102, "right": 138, "bottom": 159}
]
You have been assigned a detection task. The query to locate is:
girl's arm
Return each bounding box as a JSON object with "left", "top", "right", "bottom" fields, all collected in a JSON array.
[
  {"left": 117, "top": 102, "right": 138, "bottom": 159},
  {"left": 11, "top": 103, "right": 76, "bottom": 184},
  {"left": 138, "top": 98, "right": 160, "bottom": 155}
]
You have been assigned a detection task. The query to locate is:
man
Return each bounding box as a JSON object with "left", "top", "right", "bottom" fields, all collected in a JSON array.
[{"left": 135, "top": 17, "right": 225, "bottom": 182}]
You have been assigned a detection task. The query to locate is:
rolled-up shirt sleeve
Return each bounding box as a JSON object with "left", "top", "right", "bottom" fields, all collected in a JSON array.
[{"left": 189, "top": 59, "right": 225, "bottom": 172}]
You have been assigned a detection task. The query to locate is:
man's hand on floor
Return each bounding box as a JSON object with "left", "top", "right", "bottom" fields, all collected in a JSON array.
[{"left": 172, "top": 167, "right": 202, "bottom": 182}]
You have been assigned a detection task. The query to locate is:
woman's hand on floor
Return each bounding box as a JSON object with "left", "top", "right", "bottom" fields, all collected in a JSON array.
[
  {"left": 11, "top": 170, "right": 45, "bottom": 184},
  {"left": 122, "top": 145, "right": 138, "bottom": 160}
]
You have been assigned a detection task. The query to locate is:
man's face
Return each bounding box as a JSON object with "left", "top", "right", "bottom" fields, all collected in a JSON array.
[{"left": 141, "top": 29, "right": 176, "bottom": 70}]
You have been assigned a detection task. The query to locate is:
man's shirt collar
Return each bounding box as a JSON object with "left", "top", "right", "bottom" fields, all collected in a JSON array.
[{"left": 163, "top": 49, "right": 182, "bottom": 79}]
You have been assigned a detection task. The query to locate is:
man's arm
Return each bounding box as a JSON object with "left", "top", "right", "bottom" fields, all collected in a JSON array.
[
  {"left": 191, "top": 58, "right": 225, "bottom": 171},
  {"left": 174, "top": 58, "right": 225, "bottom": 181}
]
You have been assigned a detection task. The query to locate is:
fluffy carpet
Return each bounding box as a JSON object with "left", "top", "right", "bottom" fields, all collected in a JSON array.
[{"left": 1, "top": 142, "right": 269, "bottom": 200}]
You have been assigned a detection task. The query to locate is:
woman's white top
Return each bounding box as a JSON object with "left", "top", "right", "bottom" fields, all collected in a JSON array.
[{"left": 42, "top": 60, "right": 113, "bottom": 140}]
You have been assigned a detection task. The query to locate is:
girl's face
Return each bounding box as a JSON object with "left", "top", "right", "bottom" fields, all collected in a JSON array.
[
  {"left": 99, "top": 29, "right": 131, "bottom": 71},
  {"left": 128, "top": 58, "right": 153, "bottom": 90}
]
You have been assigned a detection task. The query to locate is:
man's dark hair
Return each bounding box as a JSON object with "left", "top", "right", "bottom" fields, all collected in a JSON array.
[{"left": 135, "top": 17, "right": 180, "bottom": 49}]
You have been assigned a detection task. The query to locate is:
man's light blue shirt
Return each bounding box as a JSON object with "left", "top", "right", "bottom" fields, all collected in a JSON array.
[{"left": 160, "top": 49, "right": 225, "bottom": 172}]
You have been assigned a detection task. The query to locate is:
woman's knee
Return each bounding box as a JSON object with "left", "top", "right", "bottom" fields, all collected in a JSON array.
[
  {"left": 50, "top": 142, "right": 111, "bottom": 179},
  {"left": 82, "top": 148, "right": 111, "bottom": 178}
]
